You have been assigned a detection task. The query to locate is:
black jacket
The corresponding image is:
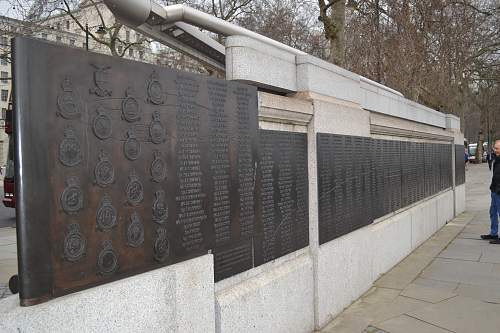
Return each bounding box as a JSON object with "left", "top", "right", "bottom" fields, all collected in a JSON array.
[{"left": 490, "top": 156, "right": 500, "bottom": 193}]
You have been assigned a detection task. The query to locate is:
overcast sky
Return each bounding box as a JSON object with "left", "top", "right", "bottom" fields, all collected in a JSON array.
[{"left": 0, "top": 1, "right": 21, "bottom": 19}]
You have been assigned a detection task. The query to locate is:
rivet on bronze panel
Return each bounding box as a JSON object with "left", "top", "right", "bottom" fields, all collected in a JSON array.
[
  {"left": 57, "top": 76, "right": 82, "bottom": 119},
  {"left": 126, "top": 211, "right": 144, "bottom": 248},
  {"left": 59, "top": 126, "right": 82, "bottom": 167},
  {"left": 63, "top": 223, "right": 86, "bottom": 262},
  {"left": 89, "top": 64, "right": 112, "bottom": 97},
  {"left": 96, "top": 194, "right": 117, "bottom": 231}
]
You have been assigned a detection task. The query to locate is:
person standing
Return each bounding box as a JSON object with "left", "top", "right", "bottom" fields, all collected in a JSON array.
[
  {"left": 487, "top": 148, "right": 496, "bottom": 171},
  {"left": 465, "top": 148, "right": 469, "bottom": 170},
  {"left": 481, "top": 140, "right": 500, "bottom": 242}
]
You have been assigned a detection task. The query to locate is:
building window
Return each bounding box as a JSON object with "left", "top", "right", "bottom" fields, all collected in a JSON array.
[
  {"left": 69, "top": 39, "right": 75, "bottom": 46},
  {"left": 117, "top": 45, "right": 123, "bottom": 54},
  {"left": 0, "top": 58, "right": 7, "bottom": 66},
  {"left": 139, "top": 51, "right": 144, "bottom": 60},
  {"left": 56, "top": 36, "right": 62, "bottom": 43},
  {"left": 129, "top": 48, "right": 134, "bottom": 57},
  {"left": 1, "top": 72, "right": 7, "bottom": 84},
  {"left": 66, "top": 20, "right": 70, "bottom": 30},
  {"left": 1, "top": 108, "right": 6, "bottom": 120},
  {"left": 41, "top": 33, "right": 47, "bottom": 39},
  {"left": 56, "top": 22, "right": 61, "bottom": 30},
  {"left": 0, "top": 36, "right": 8, "bottom": 46},
  {"left": 1, "top": 90, "right": 8, "bottom": 102}
]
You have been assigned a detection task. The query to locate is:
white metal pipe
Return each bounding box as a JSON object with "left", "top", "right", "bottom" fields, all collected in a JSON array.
[
  {"left": 160, "top": 4, "right": 307, "bottom": 56},
  {"left": 103, "top": 0, "right": 404, "bottom": 97}
]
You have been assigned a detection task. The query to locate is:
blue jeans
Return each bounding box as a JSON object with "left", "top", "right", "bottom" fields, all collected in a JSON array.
[{"left": 490, "top": 192, "right": 500, "bottom": 236}]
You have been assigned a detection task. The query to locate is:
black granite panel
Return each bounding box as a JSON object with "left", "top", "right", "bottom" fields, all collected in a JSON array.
[
  {"left": 455, "top": 145, "right": 466, "bottom": 185},
  {"left": 254, "top": 130, "right": 309, "bottom": 267}
]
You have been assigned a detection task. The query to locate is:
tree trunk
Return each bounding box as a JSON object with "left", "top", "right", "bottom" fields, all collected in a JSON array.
[
  {"left": 319, "top": 0, "right": 346, "bottom": 67},
  {"left": 329, "top": 1, "right": 345, "bottom": 66}
]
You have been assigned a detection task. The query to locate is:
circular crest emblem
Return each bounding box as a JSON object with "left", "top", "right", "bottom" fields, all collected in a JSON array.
[
  {"left": 57, "top": 77, "right": 81, "bottom": 119},
  {"left": 60, "top": 176, "right": 83, "bottom": 215},
  {"left": 152, "top": 190, "right": 168, "bottom": 224},
  {"left": 94, "top": 150, "right": 115, "bottom": 187},
  {"left": 153, "top": 227, "right": 169, "bottom": 262},
  {"left": 63, "top": 223, "right": 86, "bottom": 262},
  {"left": 150, "top": 150, "right": 167, "bottom": 183},
  {"left": 126, "top": 171, "right": 144, "bottom": 206},
  {"left": 59, "top": 127, "right": 82, "bottom": 167},
  {"left": 124, "top": 129, "right": 141, "bottom": 161},
  {"left": 127, "top": 212, "right": 144, "bottom": 248},
  {"left": 149, "top": 111, "right": 166, "bottom": 144},
  {"left": 121, "top": 87, "right": 141, "bottom": 122},
  {"left": 92, "top": 106, "right": 112, "bottom": 140},
  {"left": 147, "top": 71, "right": 164, "bottom": 105},
  {"left": 96, "top": 194, "right": 117, "bottom": 231},
  {"left": 97, "top": 240, "right": 118, "bottom": 276}
]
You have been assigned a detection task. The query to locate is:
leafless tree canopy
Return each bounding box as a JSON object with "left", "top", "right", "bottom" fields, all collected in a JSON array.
[{"left": 1, "top": 0, "right": 500, "bottom": 140}]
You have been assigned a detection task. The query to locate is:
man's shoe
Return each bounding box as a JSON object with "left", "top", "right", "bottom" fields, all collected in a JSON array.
[
  {"left": 490, "top": 239, "right": 500, "bottom": 244},
  {"left": 481, "top": 234, "right": 498, "bottom": 240}
]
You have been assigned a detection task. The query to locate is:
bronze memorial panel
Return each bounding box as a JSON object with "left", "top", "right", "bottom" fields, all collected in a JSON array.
[{"left": 13, "top": 37, "right": 259, "bottom": 305}]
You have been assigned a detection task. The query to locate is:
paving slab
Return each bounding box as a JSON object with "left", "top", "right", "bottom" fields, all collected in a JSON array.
[
  {"left": 479, "top": 245, "right": 500, "bottom": 264},
  {"left": 454, "top": 283, "right": 500, "bottom": 304},
  {"left": 376, "top": 314, "right": 453, "bottom": 333},
  {"left": 400, "top": 283, "right": 457, "bottom": 304},
  {"left": 411, "top": 278, "right": 459, "bottom": 292},
  {"left": 420, "top": 258, "right": 499, "bottom": 286},
  {"left": 407, "top": 296, "right": 500, "bottom": 333}
]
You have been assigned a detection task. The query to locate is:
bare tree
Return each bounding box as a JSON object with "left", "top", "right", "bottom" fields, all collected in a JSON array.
[
  {"left": 318, "top": 0, "right": 346, "bottom": 66},
  {"left": 1, "top": 0, "right": 150, "bottom": 57}
]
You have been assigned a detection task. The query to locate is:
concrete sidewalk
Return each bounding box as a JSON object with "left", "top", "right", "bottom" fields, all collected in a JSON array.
[
  {"left": 320, "top": 163, "right": 496, "bottom": 333},
  {"left": 0, "top": 227, "right": 16, "bottom": 299}
]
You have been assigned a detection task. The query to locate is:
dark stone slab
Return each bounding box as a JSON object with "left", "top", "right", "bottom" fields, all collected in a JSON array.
[
  {"left": 13, "top": 37, "right": 259, "bottom": 305},
  {"left": 253, "top": 130, "right": 309, "bottom": 267},
  {"left": 317, "top": 134, "right": 372, "bottom": 244},
  {"left": 455, "top": 145, "right": 466, "bottom": 185},
  {"left": 317, "top": 133, "right": 454, "bottom": 245}
]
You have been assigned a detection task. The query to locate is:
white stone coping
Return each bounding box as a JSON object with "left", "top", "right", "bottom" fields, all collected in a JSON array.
[
  {"left": 225, "top": 35, "right": 458, "bottom": 129},
  {"left": 226, "top": 36, "right": 296, "bottom": 63},
  {"left": 258, "top": 91, "right": 313, "bottom": 126}
]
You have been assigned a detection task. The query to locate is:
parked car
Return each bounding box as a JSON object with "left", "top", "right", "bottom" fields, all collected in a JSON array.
[{"left": 468, "top": 144, "right": 477, "bottom": 162}]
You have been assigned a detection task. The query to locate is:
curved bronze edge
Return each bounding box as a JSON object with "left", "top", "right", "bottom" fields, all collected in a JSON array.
[{"left": 20, "top": 294, "right": 53, "bottom": 307}]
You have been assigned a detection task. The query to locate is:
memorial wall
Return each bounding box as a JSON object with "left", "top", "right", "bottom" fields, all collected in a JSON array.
[
  {"left": 317, "top": 134, "right": 453, "bottom": 244},
  {"left": 10, "top": 36, "right": 464, "bottom": 318},
  {"left": 13, "top": 37, "right": 310, "bottom": 304}
]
